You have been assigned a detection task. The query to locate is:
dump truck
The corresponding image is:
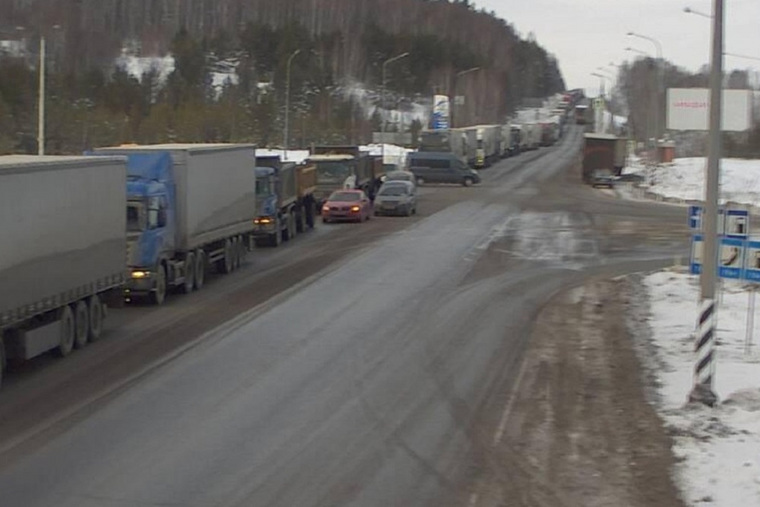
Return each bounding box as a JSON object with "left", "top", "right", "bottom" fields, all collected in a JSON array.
[
  {"left": 0, "top": 155, "right": 127, "bottom": 386},
  {"left": 253, "top": 155, "right": 318, "bottom": 247},
  {"left": 582, "top": 134, "right": 627, "bottom": 183},
  {"left": 307, "top": 146, "right": 382, "bottom": 207},
  {"left": 90, "top": 143, "right": 257, "bottom": 305}
]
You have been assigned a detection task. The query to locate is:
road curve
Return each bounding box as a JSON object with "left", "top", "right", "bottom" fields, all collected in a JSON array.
[{"left": 0, "top": 127, "right": 689, "bottom": 507}]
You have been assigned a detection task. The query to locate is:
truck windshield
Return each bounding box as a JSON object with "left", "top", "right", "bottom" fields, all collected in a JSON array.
[
  {"left": 126, "top": 201, "right": 145, "bottom": 232},
  {"left": 315, "top": 162, "right": 351, "bottom": 184},
  {"left": 256, "top": 176, "right": 271, "bottom": 197}
]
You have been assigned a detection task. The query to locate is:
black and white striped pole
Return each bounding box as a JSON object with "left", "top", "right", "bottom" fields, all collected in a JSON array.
[{"left": 689, "top": 0, "right": 723, "bottom": 407}]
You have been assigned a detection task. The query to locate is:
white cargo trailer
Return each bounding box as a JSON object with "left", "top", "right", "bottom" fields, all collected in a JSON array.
[{"left": 0, "top": 156, "right": 127, "bottom": 386}]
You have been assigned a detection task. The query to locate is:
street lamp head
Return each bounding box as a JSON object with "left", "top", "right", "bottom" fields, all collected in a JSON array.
[{"left": 457, "top": 66, "right": 480, "bottom": 77}]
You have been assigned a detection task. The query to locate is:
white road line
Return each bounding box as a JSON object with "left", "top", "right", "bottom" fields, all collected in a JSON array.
[{"left": 492, "top": 352, "right": 531, "bottom": 446}]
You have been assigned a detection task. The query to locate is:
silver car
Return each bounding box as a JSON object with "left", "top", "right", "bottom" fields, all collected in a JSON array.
[
  {"left": 382, "top": 170, "right": 417, "bottom": 191},
  {"left": 373, "top": 181, "right": 417, "bottom": 217}
]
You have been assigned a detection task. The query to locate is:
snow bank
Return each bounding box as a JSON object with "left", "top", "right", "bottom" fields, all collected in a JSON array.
[
  {"left": 255, "top": 148, "right": 310, "bottom": 164},
  {"left": 624, "top": 157, "right": 760, "bottom": 207},
  {"left": 644, "top": 270, "right": 760, "bottom": 506},
  {"left": 360, "top": 143, "right": 413, "bottom": 167}
]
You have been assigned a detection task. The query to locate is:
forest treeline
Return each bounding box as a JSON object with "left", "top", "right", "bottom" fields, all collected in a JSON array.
[
  {"left": 614, "top": 58, "right": 759, "bottom": 157},
  {"left": 0, "top": 0, "right": 565, "bottom": 154}
]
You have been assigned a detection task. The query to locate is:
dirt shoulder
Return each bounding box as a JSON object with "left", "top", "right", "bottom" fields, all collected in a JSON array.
[{"left": 474, "top": 277, "right": 685, "bottom": 507}]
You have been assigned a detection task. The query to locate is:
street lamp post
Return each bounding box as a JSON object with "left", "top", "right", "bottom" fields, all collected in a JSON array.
[
  {"left": 284, "top": 49, "right": 302, "bottom": 161},
  {"left": 18, "top": 25, "right": 58, "bottom": 155},
  {"left": 38, "top": 34, "right": 46, "bottom": 155},
  {"left": 451, "top": 67, "right": 480, "bottom": 128},
  {"left": 625, "top": 46, "right": 655, "bottom": 159},
  {"left": 625, "top": 46, "right": 650, "bottom": 58},
  {"left": 591, "top": 72, "right": 608, "bottom": 98},
  {"left": 591, "top": 72, "right": 610, "bottom": 133},
  {"left": 380, "top": 52, "right": 410, "bottom": 163},
  {"left": 627, "top": 32, "right": 664, "bottom": 148},
  {"left": 684, "top": 7, "right": 760, "bottom": 62}
]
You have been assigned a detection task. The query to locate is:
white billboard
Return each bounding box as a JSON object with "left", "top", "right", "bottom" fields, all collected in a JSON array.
[{"left": 667, "top": 88, "right": 751, "bottom": 131}]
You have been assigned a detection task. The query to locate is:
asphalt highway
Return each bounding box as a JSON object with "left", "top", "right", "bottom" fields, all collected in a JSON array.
[{"left": 0, "top": 126, "right": 689, "bottom": 506}]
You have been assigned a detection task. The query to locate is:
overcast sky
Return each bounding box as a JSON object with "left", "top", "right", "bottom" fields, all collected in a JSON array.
[{"left": 473, "top": 0, "right": 760, "bottom": 96}]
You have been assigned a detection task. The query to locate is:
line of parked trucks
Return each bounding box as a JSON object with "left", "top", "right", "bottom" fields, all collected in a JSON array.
[
  {"left": 416, "top": 90, "right": 582, "bottom": 169},
  {"left": 0, "top": 143, "right": 387, "bottom": 386}
]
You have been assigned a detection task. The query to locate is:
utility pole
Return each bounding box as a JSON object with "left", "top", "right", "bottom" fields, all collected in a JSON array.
[
  {"left": 690, "top": 0, "right": 723, "bottom": 407},
  {"left": 381, "top": 52, "right": 410, "bottom": 163},
  {"left": 451, "top": 67, "right": 480, "bottom": 128},
  {"left": 284, "top": 49, "right": 302, "bottom": 161},
  {"left": 38, "top": 34, "right": 45, "bottom": 155}
]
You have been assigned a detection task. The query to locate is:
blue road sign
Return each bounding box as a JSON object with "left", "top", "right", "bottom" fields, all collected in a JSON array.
[
  {"left": 690, "top": 234, "right": 703, "bottom": 275},
  {"left": 725, "top": 209, "right": 750, "bottom": 238},
  {"left": 689, "top": 205, "right": 702, "bottom": 230},
  {"left": 718, "top": 237, "right": 744, "bottom": 279},
  {"left": 744, "top": 240, "right": 760, "bottom": 282},
  {"left": 687, "top": 205, "right": 737, "bottom": 235}
]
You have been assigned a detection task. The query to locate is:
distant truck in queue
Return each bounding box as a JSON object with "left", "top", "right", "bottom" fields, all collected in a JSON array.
[
  {"left": 253, "top": 155, "right": 318, "bottom": 247},
  {"left": 473, "top": 124, "right": 501, "bottom": 168},
  {"left": 90, "top": 143, "right": 258, "bottom": 305},
  {"left": 307, "top": 146, "right": 383, "bottom": 207},
  {"left": 418, "top": 128, "right": 476, "bottom": 168},
  {"left": 0, "top": 155, "right": 127, "bottom": 387},
  {"left": 582, "top": 134, "right": 627, "bottom": 184}
]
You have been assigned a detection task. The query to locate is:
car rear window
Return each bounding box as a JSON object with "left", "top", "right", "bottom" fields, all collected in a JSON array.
[
  {"left": 379, "top": 185, "right": 409, "bottom": 196},
  {"left": 329, "top": 191, "right": 361, "bottom": 202}
]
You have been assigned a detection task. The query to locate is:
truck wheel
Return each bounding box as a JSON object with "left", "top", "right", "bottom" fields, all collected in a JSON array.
[
  {"left": 286, "top": 212, "right": 297, "bottom": 240},
  {"left": 181, "top": 252, "right": 195, "bottom": 294},
  {"left": 236, "top": 237, "right": 246, "bottom": 268},
  {"left": 54, "top": 306, "right": 75, "bottom": 357},
  {"left": 231, "top": 237, "right": 241, "bottom": 270},
  {"left": 150, "top": 264, "right": 167, "bottom": 305},
  {"left": 73, "top": 300, "right": 90, "bottom": 349},
  {"left": 194, "top": 250, "right": 206, "bottom": 290},
  {"left": 222, "top": 239, "right": 234, "bottom": 273},
  {"left": 270, "top": 230, "right": 281, "bottom": 247},
  {"left": 296, "top": 210, "right": 306, "bottom": 233},
  {"left": 306, "top": 202, "right": 316, "bottom": 229},
  {"left": 88, "top": 295, "right": 104, "bottom": 342},
  {"left": 0, "top": 339, "right": 5, "bottom": 389}
]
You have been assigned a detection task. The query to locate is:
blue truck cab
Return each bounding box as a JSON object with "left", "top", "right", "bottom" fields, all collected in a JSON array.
[{"left": 123, "top": 153, "right": 176, "bottom": 302}]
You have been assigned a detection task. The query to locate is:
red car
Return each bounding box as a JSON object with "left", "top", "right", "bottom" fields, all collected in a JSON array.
[{"left": 322, "top": 189, "right": 373, "bottom": 223}]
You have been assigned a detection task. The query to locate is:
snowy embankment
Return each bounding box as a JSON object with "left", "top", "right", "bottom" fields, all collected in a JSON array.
[
  {"left": 255, "top": 144, "right": 412, "bottom": 167},
  {"left": 623, "top": 157, "right": 760, "bottom": 208},
  {"left": 643, "top": 270, "right": 760, "bottom": 506}
]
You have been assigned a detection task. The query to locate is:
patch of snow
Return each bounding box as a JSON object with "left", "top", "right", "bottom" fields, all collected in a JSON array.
[
  {"left": 115, "top": 53, "right": 175, "bottom": 83},
  {"left": 360, "top": 143, "right": 413, "bottom": 167},
  {"left": 255, "top": 148, "right": 310, "bottom": 164},
  {"left": 643, "top": 270, "right": 760, "bottom": 506},
  {"left": 623, "top": 157, "right": 760, "bottom": 207}
]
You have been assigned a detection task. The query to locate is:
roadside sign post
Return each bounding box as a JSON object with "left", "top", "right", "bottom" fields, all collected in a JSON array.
[{"left": 746, "top": 288, "right": 756, "bottom": 355}]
